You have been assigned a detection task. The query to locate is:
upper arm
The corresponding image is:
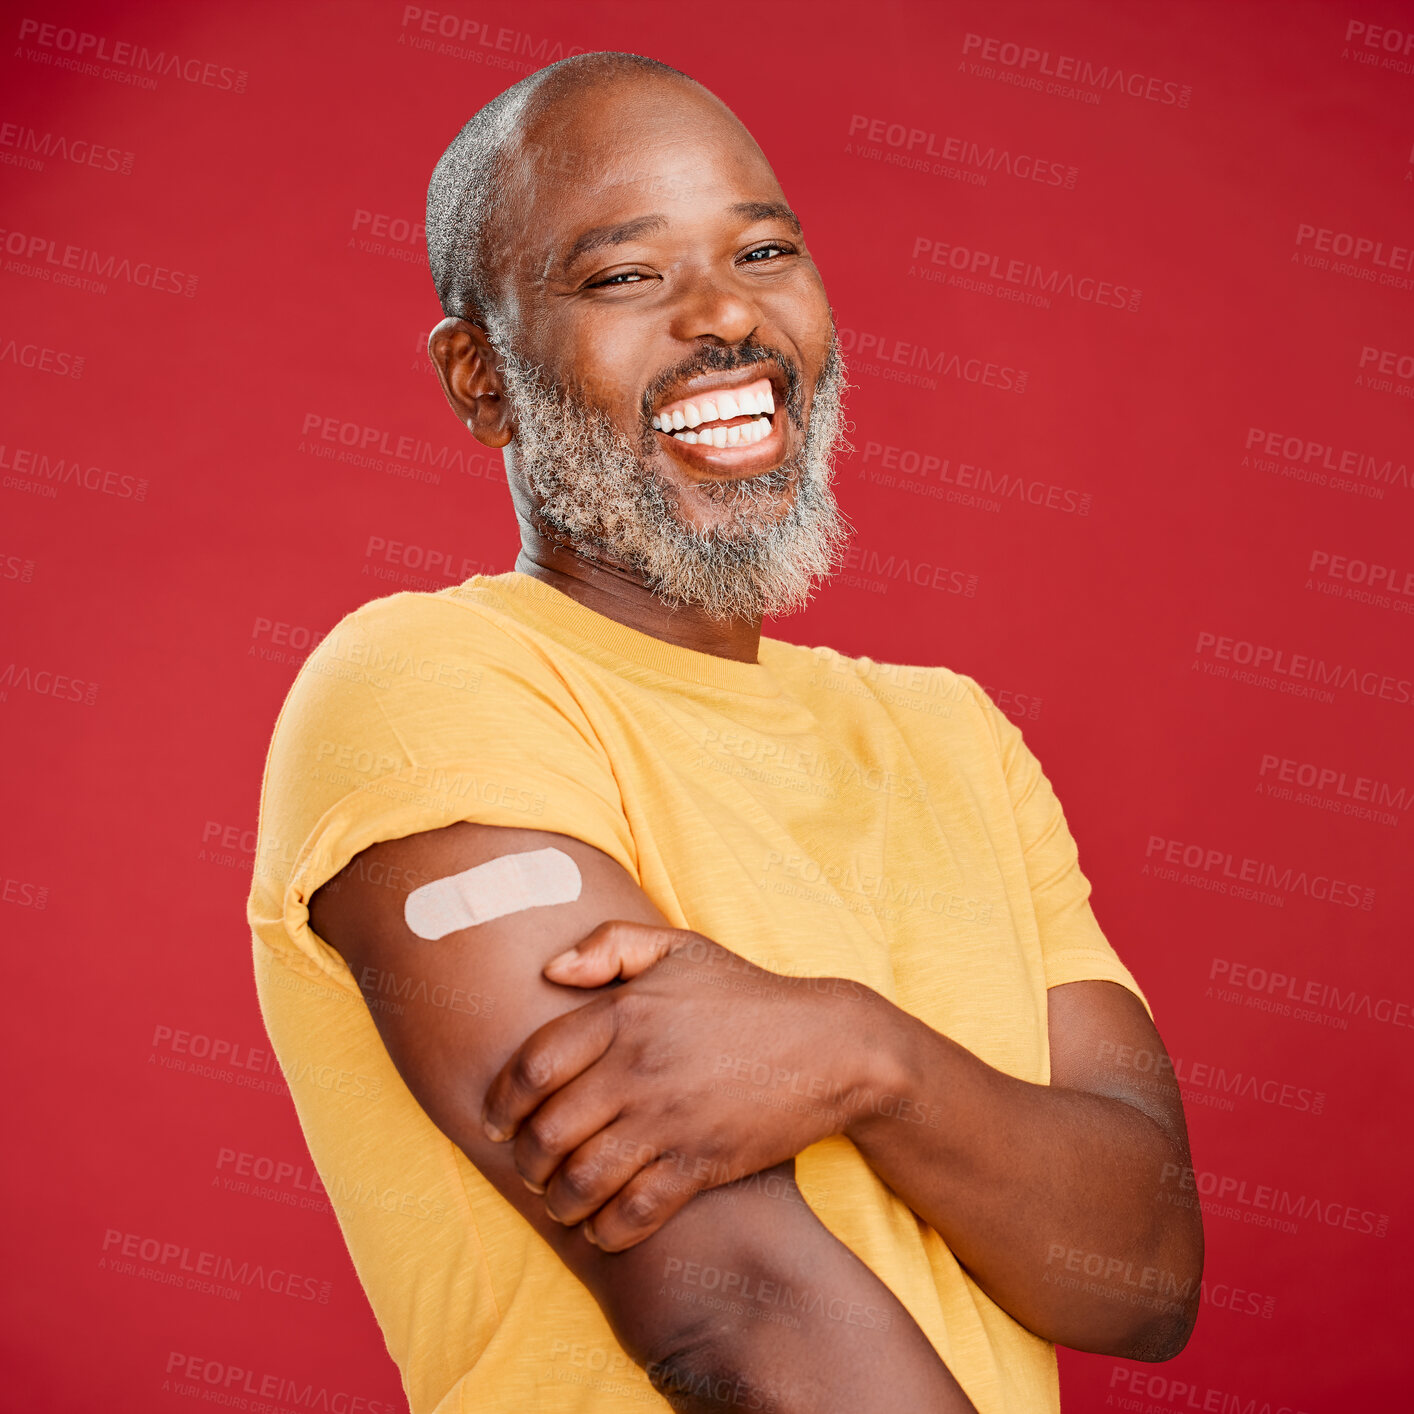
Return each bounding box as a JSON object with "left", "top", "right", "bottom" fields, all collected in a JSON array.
[
  {"left": 1047, "top": 979, "right": 1192, "bottom": 1158},
  {"left": 308, "top": 822, "right": 668, "bottom": 1273}
]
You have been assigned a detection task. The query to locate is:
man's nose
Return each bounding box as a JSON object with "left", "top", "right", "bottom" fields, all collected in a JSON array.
[{"left": 664, "top": 269, "right": 761, "bottom": 346}]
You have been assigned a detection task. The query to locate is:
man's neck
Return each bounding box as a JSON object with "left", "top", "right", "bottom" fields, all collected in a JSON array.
[{"left": 512, "top": 539, "right": 763, "bottom": 664}]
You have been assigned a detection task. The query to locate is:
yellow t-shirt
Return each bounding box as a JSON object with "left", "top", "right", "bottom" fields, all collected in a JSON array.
[{"left": 247, "top": 571, "right": 1148, "bottom": 1414}]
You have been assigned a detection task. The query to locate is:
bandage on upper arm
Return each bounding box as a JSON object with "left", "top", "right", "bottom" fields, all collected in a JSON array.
[{"left": 403, "top": 846, "right": 582, "bottom": 940}]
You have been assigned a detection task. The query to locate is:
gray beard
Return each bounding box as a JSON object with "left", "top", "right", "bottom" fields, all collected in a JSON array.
[{"left": 489, "top": 327, "right": 852, "bottom": 622}]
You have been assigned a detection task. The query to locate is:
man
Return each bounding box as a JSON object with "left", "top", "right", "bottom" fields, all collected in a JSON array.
[{"left": 248, "top": 51, "right": 1202, "bottom": 1414}]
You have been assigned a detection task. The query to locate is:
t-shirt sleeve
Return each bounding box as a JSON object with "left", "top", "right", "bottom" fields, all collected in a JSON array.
[
  {"left": 254, "top": 593, "right": 637, "bottom": 986},
  {"left": 965, "top": 677, "right": 1152, "bottom": 1018}
]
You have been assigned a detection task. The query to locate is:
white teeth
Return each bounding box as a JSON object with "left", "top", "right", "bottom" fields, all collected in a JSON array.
[
  {"left": 656, "top": 385, "right": 775, "bottom": 434},
  {"left": 668, "top": 416, "right": 773, "bottom": 448}
]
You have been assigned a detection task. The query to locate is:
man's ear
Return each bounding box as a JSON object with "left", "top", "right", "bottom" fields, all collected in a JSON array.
[{"left": 428, "top": 317, "right": 514, "bottom": 449}]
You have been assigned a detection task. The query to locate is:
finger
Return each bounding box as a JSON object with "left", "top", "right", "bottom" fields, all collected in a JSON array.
[
  {"left": 541, "top": 1120, "right": 658, "bottom": 1226},
  {"left": 585, "top": 1153, "right": 705, "bottom": 1253},
  {"left": 482, "top": 998, "right": 615, "bottom": 1142},
  {"left": 543, "top": 919, "right": 686, "bottom": 988},
  {"left": 512, "top": 1073, "right": 623, "bottom": 1196}
]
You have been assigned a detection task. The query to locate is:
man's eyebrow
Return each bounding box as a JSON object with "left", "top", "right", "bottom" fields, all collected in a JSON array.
[
  {"left": 730, "top": 200, "right": 802, "bottom": 236},
  {"left": 560, "top": 201, "right": 803, "bottom": 272},
  {"left": 562, "top": 215, "right": 669, "bottom": 270}
]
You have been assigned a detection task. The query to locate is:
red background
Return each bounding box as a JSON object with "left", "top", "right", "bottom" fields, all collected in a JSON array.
[{"left": 4, "top": 2, "right": 1412, "bottom": 1409}]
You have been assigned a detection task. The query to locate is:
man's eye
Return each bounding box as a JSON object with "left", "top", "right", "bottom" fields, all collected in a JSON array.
[
  {"left": 742, "top": 244, "right": 791, "bottom": 263},
  {"left": 590, "top": 270, "right": 650, "bottom": 287}
]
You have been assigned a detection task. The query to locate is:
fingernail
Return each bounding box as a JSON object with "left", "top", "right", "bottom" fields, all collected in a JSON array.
[
  {"left": 554, "top": 947, "right": 580, "bottom": 965},
  {"left": 483, "top": 1120, "right": 509, "bottom": 1142},
  {"left": 582, "top": 1223, "right": 599, "bottom": 1247},
  {"left": 524, "top": 1178, "right": 545, "bottom": 1196}
]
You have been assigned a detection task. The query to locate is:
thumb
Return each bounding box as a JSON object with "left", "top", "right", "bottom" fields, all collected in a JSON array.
[{"left": 543, "top": 920, "right": 683, "bottom": 987}]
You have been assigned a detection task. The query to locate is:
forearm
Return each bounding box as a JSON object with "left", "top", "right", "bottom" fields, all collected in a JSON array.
[
  {"left": 842, "top": 990, "right": 1202, "bottom": 1357},
  {"left": 568, "top": 1161, "right": 977, "bottom": 1414},
  {"left": 423, "top": 1075, "right": 971, "bottom": 1412}
]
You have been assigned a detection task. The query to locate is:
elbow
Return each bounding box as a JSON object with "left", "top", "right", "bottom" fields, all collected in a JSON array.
[
  {"left": 1113, "top": 1300, "right": 1199, "bottom": 1362},
  {"left": 644, "top": 1333, "right": 765, "bottom": 1414},
  {"left": 1060, "top": 1301, "right": 1198, "bottom": 1364},
  {"left": 1063, "top": 1225, "right": 1204, "bottom": 1362},
  {"left": 1114, "top": 1186, "right": 1204, "bottom": 1362}
]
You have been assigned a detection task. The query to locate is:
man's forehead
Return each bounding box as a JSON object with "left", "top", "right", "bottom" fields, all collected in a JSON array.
[{"left": 510, "top": 82, "right": 774, "bottom": 222}]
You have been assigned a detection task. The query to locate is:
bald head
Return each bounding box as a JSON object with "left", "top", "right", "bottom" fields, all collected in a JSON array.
[{"left": 427, "top": 51, "right": 712, "bottom": 329}]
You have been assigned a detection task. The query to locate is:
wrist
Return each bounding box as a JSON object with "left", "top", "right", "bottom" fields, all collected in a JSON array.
[{"left": 822, "top": 983, "right": 920, "bottom": 1147}]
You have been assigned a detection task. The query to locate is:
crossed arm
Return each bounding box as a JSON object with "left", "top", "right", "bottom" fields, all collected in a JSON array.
[
  {"left": 310, "top": 820, "right": 1202, "bottom": 1408},
  {"left": 505, "top": 918, "right": 1205, "bottom": 1359}
]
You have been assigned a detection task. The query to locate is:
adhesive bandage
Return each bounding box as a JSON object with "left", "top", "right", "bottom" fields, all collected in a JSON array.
[{"left": 404, "top": 847, "right": 582, "bottom": 941}]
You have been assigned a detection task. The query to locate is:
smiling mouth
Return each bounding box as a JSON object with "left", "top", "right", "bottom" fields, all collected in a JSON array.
[{"left": 650, "top": 376, "right": 776, "bottom": 449}]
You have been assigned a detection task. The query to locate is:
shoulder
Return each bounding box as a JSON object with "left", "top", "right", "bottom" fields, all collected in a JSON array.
[{"left": 285, "top": 583, "right": 568, "bottom": 717}]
